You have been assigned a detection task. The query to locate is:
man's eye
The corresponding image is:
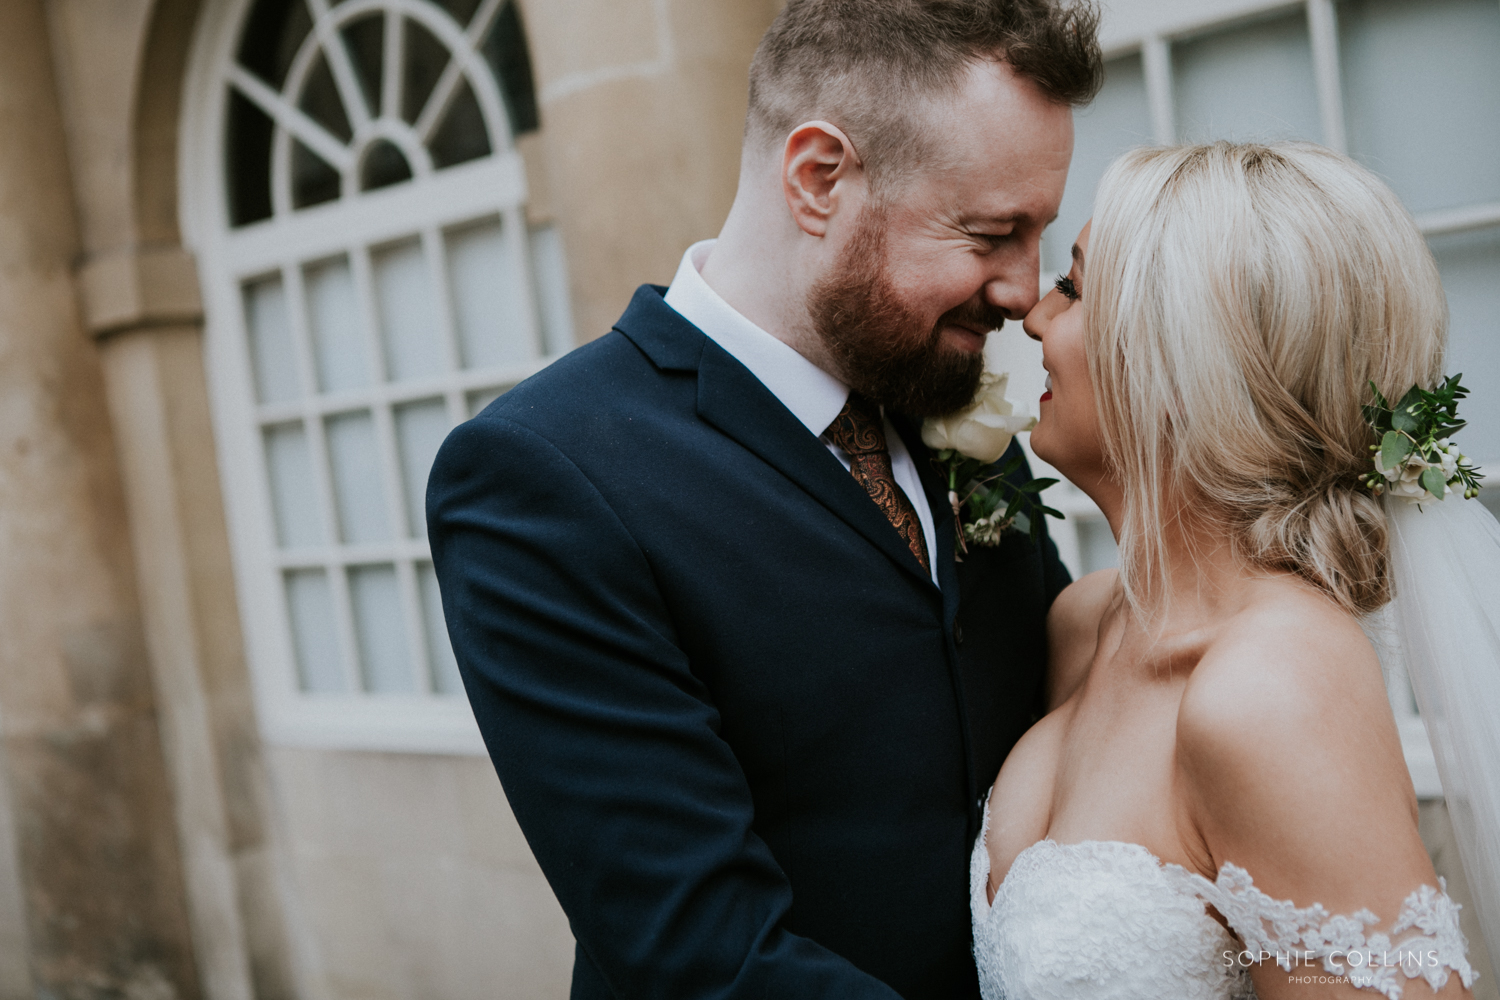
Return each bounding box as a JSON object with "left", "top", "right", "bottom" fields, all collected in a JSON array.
[
  {"left": 1054, "top": 275, "right": 1079, "bottom": 301},
  {"left": 973, "top": 233, "right": 1008, "bottom": 250}
]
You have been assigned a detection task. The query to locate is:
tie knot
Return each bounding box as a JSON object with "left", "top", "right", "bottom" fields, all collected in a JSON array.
[{"left": 824, "top": 393, "right": 887, "bottom": 456}]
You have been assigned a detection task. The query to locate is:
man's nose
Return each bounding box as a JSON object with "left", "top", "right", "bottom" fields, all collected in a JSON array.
[{"left": 984, "top": 248, "right": 1041, "bottom": 320}]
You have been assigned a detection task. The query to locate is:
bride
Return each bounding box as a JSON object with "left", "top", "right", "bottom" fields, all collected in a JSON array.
[{"left": 975, "top": 140, "right": 1492, "bottom": 999}]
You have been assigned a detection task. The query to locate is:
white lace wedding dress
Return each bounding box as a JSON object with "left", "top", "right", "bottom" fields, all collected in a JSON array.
[{"left": 970, "top": 803, "right": 1476, "bottom": 1000}]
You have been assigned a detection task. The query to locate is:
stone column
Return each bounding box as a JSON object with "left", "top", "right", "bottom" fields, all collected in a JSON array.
[
  {"left": 0, "top": 0, "right": 201, "bottom": 996},
  {"left": 517, "top": 0, "right": 785, "bottom": 341}
]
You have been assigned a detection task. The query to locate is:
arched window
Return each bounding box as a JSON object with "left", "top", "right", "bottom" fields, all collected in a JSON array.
[{"left": 183, "top": 0, "right": 569, "bottom": 752}]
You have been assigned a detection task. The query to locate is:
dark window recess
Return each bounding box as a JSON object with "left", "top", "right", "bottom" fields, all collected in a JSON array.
[
  {"left": 227, "top": 89, "right": 274, "bottom": 226},
  {"left": 430, "top": 80, "right": 493, "bottom": 168},
  {"left": 434, "top": 0, "right": 484, "bottom": 29},
  {"left": 402, "top": 20, "right": 451, "bottom": 124},
  {"left": 361, "top": 141, "right": 414, "bottom": 191},
  {"left": 484, "top": 0, "right": 540, "bottom": 135},
  {"left": 299, "top": 54, "right": 354, "bottom": 143},
  {"left": 342, "top": 15, "right": 385, "bottom": 119},
  {"left": 236, "top": 0, "right": 313, "bottom": 91},
  {"left": 293, "top": 141, "right": 342, "bottom": 209}
]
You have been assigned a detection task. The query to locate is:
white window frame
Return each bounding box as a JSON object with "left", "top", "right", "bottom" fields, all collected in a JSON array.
[
  {"left": 1028, "top": 0, "right": 1500, "bottom": 795},
  {"left": 182, "top": 0, "right": 560, "bottom": 754}
]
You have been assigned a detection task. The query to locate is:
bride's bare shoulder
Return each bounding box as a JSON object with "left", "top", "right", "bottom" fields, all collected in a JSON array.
[
  {"left": 1045, "top": 568, "right": 1119, "bottom": 709},
  {"left": 1174, "top": 581, "right": 1430, "bottom": 915}
]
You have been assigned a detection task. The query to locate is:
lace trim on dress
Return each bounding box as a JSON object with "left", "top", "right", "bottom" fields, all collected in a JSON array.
[{"left": 1171, "top": 863, "right": 1476, "bottom": 1000}]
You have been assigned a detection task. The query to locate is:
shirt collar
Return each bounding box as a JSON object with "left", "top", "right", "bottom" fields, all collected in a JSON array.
[{"left": 664, "top": 240, "right": 849, "bottom": 438}]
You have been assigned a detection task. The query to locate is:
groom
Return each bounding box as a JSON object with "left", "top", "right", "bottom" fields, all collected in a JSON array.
[{"left": 428, "top": 2, "right": 1100, "bottom": 997}]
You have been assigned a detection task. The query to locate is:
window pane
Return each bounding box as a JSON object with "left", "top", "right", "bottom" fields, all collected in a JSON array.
[
  {"left": 244, "top": 276, "right": 300, "bottom": 403},
  {"left": 1045, "top": 53, "right": 1152, "bottom": 276},
  {"left": 402, "top": 18, "right": 450, "bottom": 124},
  {"left": 447, "top": 218, "right": 535, "bottom": 367},
  {"left": 483, "top": 0, "right": 541, "bottom": 135},
  {"left": 298, "top": 52, "right": 353, "bottom": 143},
  {"left": 418, "top": 562, "right": 462, "bottom": 695},
  {"left": 304, "top": 257, "right": 370, "bottom": 392},
  {"left": 373, "top": 238, "right": 446, "bottom": 381},
  {"left": 360, "top": 140, "right": 414, "bottom": 192},
  {"left": 1172, "top": 12, "right": 1321, "bottom": 145},
  {"left": 394, "top": 398, "right": 450, "bottom": 538},
  {"left": 530, "top": 224, "right": 574, "bottom": 356},
  {"left": 1078, "top": 518, "right": 1120, "bottom": 576},
  {"left": 467, "top": 387, "right": 504, "bottom": 417},
  {"left": 341, "top": 14, "right": 384, "bottom": 119},
  {"left": 292, "top": 141, "right": 342, "bottom": 210},
  {"left": 263, "top": 422, "right": 324, "bottom": 548},
  {"left": 325, "top": 410, "right": 391, "bottom": 543},
  {"left": 285, "top": 569, "right": 345, "bottom": 692},
  {"left": 1430, "top": 228, "right": 1500, "bottom": 465},
  {"left": 1340, "top": 0, "right": 1500, "bottom": 213},
  {"left": 429, "top": 79, "right": 493, "bottom": 170},
  {"left": 227, "top": 90, "right": 274, "bottom": 227},
  {"left": 348, "top": 564, "right": 415, "bottom": 692}
]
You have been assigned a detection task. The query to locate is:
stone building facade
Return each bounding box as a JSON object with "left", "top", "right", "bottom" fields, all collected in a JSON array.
[{"left": 0, "top": 1, "right": 1494, "bottom": 999}]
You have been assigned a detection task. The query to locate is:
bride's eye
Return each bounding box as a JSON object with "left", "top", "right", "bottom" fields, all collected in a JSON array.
[{"left": 1054, "top": 275, "right": 1079, "bottom": 301}]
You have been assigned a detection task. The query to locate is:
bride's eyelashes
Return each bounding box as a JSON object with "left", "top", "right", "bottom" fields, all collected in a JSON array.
[{"left": 1054, "top": 275, "right": 1079, "bottom": 301}]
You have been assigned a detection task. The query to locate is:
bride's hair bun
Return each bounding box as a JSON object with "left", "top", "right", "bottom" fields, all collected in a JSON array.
[{"left": 1086, "top": 141, "right": 1446, "bottom": 616}]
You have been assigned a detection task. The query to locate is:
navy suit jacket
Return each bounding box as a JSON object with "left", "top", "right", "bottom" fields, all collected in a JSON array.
[{"left": 427, "top": 285, "right": 1070, "bottom": 999}]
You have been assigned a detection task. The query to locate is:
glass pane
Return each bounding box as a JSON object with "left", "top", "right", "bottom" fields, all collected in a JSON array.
[
  {"left": 341, "top": 14, "right": 384, "bottom": 119},
  {"left": 1078, "top": 518, "right": 1120, "bottom": 576},
  {"left": 1172, "top": 12, "right": 1321, "bottom": 145},
  {"left": 402, "top": 19, "right": 451, "bottom": 124},
  {"left": 483, "top": 0, "right": 541, "bottom": 135},
  {"left": 434, "top": 0, "right": 483, "bottom": 29},
  {"left": 394, "top": 398, "right": 450, "bottom": 538},
  {"left": 360, "top": 140, "right": 413, "bottom": 192},
  {"left": 298, "top": 53, "right": 353, "bottom": 143},
  {"left": 244, "top": 276, "right": 300, "bottom": 403},
  {"left": 429, "top": 79, "right": 493, "bottom": 169},
  {"left": 1045, "top": 53, "right": 1152, "bottom": 276},
  {"left": 446, "top": 218, "right": 535, "bottom": 367},
  {"left": 418, "top": 562, "right": 463, "bottom": 694},
  {"left": 373, "top": 239, "right": 446, "bottom": 380},
  {"left": 227, "top": 90, "right": 274, "bottom": 227},
  {"left": 303, "top": 256, "right": 369, "bottom": 392},
  {"left": 1340, "top": 0, "right": 1500, "bottom": 213},
  {"left": 292, "top": 141, "right": 342, "bottom": 211},
  {"left": 348, "top": 564, "right": 415, "bottom": 692},
  {"left": 237, "top": 0, "right": 313, "bottom": 91},
  {"left": 529, "top": 224, "right": 575, "bottom": 356},
  {"left": 285, "top": 569, "right": 346, "bottom": 692},
  {"left": 1430, "top": 228, "right": 1500, "bottom": 466},
  {"left": 467, "top": 387, "right": 504, "bottom": 417},
  {"left": 263, "top": 422, "right": 324, "bottom": 548},
  {"left": 325, "top": 410, "right": 391, "bottom": 543}
]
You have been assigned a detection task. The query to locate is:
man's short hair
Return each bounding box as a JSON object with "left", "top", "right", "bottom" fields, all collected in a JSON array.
[{"left": 747, "top": 0, "right": 1103, "bottom": 184}]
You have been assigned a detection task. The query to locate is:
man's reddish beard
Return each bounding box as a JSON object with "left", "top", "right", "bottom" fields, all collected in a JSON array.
[{"left": 806, "top": 209, "right": 1004, "bottom": 417}]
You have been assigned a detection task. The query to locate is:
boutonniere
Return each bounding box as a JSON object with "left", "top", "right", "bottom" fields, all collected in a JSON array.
[
  {"left": 1361, "top": 375, "right": 1485, "bottom": 504},
  {"left": 921, "top": 371, "right": 1064, "bottom": 555}
]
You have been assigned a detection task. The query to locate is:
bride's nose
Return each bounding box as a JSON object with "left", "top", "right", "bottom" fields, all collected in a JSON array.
[{"left": 1021, "top": 295, "right": 1055, "bottom": 343}]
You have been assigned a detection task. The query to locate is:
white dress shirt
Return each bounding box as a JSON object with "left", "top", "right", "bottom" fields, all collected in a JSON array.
[{"left": 664, "top": 240, "right": 940, "bottom": 584}]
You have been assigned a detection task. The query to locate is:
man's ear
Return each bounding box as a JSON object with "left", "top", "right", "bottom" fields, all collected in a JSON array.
[{"left": 782, "top": 121, "right": 864, "bottom": 238}]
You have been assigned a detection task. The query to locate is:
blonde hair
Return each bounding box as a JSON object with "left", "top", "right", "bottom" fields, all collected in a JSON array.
[{"left": 1085, "top": 141, "right": 1447, "bottom": 617}]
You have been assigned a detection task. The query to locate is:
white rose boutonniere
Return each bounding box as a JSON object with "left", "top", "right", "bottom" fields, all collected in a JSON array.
[{"left": 921, "top": 371, "right": 1063, "bottom": 554}]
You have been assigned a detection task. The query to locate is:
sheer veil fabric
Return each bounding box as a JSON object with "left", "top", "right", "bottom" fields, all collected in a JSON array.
[{"left": 1383, "top": 495, "right": 1500, "bottom": 965}]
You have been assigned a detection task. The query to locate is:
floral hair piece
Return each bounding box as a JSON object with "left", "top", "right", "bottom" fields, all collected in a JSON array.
[{"left": 1361, "top": 375, "right": 1485, "bottom": 505}]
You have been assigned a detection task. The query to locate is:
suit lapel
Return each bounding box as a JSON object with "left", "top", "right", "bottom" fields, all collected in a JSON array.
[
  {"left": 891, "top": 415, "right": 961, "bottom": 620},
  {"left": 696, "top": 343, "right": 936, "bottom": 588},
  {"left": 616, "top": 284, "right": 938, "bottom": 590}
]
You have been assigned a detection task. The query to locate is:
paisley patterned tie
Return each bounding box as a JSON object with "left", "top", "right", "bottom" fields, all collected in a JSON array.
[{"left": 824, "top": 393, "right": 931, "bottom": 575}]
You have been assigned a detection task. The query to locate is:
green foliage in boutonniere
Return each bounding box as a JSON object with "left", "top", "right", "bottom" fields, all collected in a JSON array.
[
  {"left": 921, "top": 371, "right": 1064, "bottom": 556},
  {"left": 1360, "top": 375, "right": 1485, "bottom": 504}
]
